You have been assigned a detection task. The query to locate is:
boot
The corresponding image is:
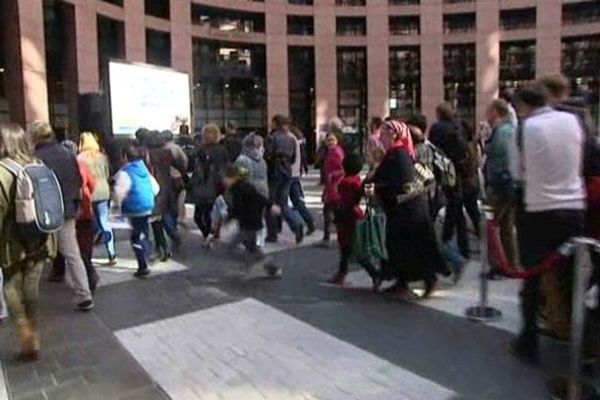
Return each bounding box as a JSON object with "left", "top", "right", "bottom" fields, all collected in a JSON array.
[{"left": 16, "top": 319, "right": 39, "bottom": 362}]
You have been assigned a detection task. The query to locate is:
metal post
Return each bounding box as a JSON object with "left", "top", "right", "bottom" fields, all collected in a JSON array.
[
  {"left": 466, "top": 205, "right": 502, "bottom": 322},
  {"left": 548, "top": 238, "right": 597, "bottom": 400}
]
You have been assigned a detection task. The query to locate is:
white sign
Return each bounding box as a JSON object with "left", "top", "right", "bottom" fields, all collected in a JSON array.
[{"left": 109, "top": 61, "right": 191, "bottom": 135}]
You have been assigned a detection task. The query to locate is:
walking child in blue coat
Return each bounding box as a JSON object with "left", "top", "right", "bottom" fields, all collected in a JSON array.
[{"left": 113, "top": 142, "right": 160, "bottom": 278}]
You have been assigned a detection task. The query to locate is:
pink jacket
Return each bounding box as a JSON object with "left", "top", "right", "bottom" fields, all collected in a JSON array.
[{"left": 323, "top": 145, "right": 345, "bottom": 204}]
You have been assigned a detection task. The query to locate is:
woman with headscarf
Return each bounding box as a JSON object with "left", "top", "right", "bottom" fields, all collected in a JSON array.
[{"left": 366, "top": 120, "right": 450, "bottom": 298}]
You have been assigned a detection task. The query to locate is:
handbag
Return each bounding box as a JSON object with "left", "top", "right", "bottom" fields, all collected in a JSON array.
[
  {"left": 396, "top": 162, "right": 436, "bottom": 205},
  {"left": 351, "top": 205, "right": 388, "bottom": 267}
]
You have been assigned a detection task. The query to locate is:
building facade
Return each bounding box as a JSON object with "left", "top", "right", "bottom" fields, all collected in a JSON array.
[{"left": 1, "top": 0, "right": 599, "bottom": 151}]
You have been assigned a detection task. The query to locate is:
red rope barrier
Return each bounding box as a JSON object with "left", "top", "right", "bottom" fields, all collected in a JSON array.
[{"left": 486, "top": 220, "right": 570, "bottom": 280}]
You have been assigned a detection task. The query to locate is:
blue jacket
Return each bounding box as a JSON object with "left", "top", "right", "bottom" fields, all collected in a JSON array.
[
  {"left": 484, "top": 120, "right": 515, "bottom": 199},
  {"left": 122, "top": 160, "right": 155, "bottom": 216}
]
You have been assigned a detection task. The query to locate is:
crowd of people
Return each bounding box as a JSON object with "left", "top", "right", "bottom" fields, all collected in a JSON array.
[{"left": 0, "top": 74, "right": 598, "bottom": 367}]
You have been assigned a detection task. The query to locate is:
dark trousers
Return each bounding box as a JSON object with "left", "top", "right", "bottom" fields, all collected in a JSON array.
[
  {"left": 289, "top": 177, "right": 315, "bottom": 229},
  {"left": 338, "top": 246, "right": 378, "bottom": 279},
  {"left": 76, "top": 220, "right": 97, "bottom": 291},
  {"left": 322, "top": 203, "right": 337, "bottom": 240},
  {"left": 517, "top": 209, "right": 584, "bottom": 346},
  {"left": 266, "top": 177, "right": 301, "bottom": 239},
  {"left": 151, "top": 220, "right": 168, "bottom": 253},
  {"left": 194, "top": 202, "right": 213, "bottom": 238},
  {"left": 442, "top": 188, "right": 469, "bottom": 258},
  {"left": 462, "top": 186, "right": 481, "bottom": 237},
  {"left": 130, "top": 216, "right": 151, "bottom": 272},
  {"left": 161, "top": 212, "right": 180, "bottom": 244}
]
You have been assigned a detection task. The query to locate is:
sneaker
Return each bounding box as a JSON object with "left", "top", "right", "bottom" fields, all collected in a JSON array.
[
  {"left": 306, "top": 226, "right": 316, "bottom": 236},
  {"left": 422, "top": 279, "right": 438, "bottom": 299},
  {"left": 160, "top": 251, "right": 172, "bottom": 262},
  {"left": 295, "top": 227, "right": 304, "bottom": 245},
  {"left": 76, "top": 300, "right": 94, "bottom": 312},
  {"left": 106, "top": 256, "right": 118, "bottom": 267},
  {"left": 264, "top": 264, "right": 283, "bottom": 279},
  {"left": 134, "top": 269, "right": 151, "bottom": 279}
]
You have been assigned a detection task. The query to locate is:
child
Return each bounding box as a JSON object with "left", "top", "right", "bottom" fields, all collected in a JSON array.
[
  {"left": 366, "top": 147, "right": 386, "bottom": 178},
  {"left": 113, "top": 142, "right": 160, "bottom": 279},
  {"left": 327, "top": 153, "right": 380, "bottom": 288},
  {"left": 322, "top": 132, "right": 345, "bottom": 243},
  {"left": 223, "top": 166, "right": 282, "bottom": 278},
  {"left": 205, "top": 190, "right": 229, "bottom": 249}
]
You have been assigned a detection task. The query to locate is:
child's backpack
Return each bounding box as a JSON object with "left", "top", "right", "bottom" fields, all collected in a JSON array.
[
  {"left": 0, "top": 159, "right": 65, "bottom": 239},
  {"left": 427, "top": 142, "right": 457, "bottom": 190}
]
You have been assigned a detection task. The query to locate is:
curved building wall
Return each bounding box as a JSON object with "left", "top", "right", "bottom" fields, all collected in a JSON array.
[{"left": 2, "top": 0, "right": 600, "bottom": 145}]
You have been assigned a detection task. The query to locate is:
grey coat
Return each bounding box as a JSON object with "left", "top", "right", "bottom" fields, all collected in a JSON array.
[{"left": 234, "top": 149, "right": 269, "bottom": 198}]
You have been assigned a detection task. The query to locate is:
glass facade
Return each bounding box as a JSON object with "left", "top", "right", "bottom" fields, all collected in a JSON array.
[
  {"left": 389, "top": 16, "right": 420, "bottom": 36},
  {"left": 443, "top": 13, "right": 476, "bottom": 34},
  {"left": 389, "top": 46, "right": 421, "bottom": 118},
  {"left": 97, "top": 15, "right": 125, "bottom": 88},
  {"left": 191, "top": 4, "right": 265, "bottom": 34},
  {"left": 288, "top": 46, "right": 316, "bottom": 159},
  {"left": 499, "top": 40, "right": 536, "bottom": 90},
  {"left": 563, "top": 1, "right": 600, "bottom": 25},
  {"left": 336, "top": 17, "right": 367, "bottom": 36},
  {"left": 500, "top": 8, "right": 536, "bottom": 31},
  {"left": 337, "top": 47, "right": 367, "bottom": 150},
  {"left": 288, "top": 16, "right": 314, "bottom": 35},
  {"left": 146, "top": 29, "right": 171, "bottom": 67},
  {"left": 192, "top": 39, "right": 267, "bottom": 132},
  {"left": 444, "top": 43, "right": 475, "bottom": 122}
]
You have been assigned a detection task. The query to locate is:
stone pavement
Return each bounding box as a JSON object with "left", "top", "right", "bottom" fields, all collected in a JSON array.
[{"left": 0, "top": 173, "right": 595, "bottom": 400}]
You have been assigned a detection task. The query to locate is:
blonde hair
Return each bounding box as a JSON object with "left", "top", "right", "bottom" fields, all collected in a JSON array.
[
  {"left": 79, "top": 132, "right": 101, "bottom": 153},
  {"left": 28, "top": 121, "right": 54, "bottom": 145},
  {"left": 0, "top": 123, "right": 34, "bottom": 164},
  {"left": 202, "top": 124, "right": 222, "bottom": 146}
]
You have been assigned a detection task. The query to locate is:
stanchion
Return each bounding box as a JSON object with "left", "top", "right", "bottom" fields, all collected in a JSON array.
[
  {"left": 547, "top": 238, "right": 598, "bottom": 400},
  {"left": 465, "top": 205, "right": 502, "bottom": 322}
]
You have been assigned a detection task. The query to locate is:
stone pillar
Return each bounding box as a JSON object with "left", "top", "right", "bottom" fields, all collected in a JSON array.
[
  {"left": 314, "top": 0, "right": 337, "bottom": 133},
  {"left": 536, "top": 0, "right": 562, "bottom": 78},
  {"left": 420, "top": 0, "right": 444, "bottom": 126},
  {"left": 75, "top": 1, "right": 99, "bottom": 93},
  {"left": 171, "top": 0, "right": 192, "bottom": 75},
  {"left": 125, "top": 0, "right": 146, "bottom": 62},
  {"left": 367, "top": 0, "right": 389, "bottom": 119},
  {"left": 475, "top": 0, "right": 500, "bottom": 123},
  {"left": 265, "top": 0, "right": 289, "bottom": 122}
]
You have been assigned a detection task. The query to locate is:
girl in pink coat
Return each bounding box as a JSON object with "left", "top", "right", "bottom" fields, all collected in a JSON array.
[{"left": 321, "top": 132, "right": 345, "bottom": 243}]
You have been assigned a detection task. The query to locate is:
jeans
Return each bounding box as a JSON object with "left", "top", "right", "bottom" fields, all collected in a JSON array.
[
  {"left": 194, "top": 202, "right": 213, "bottom": 238},
  {"left": 266, "top": 177, "right": 302, "bottom": 239},
  {"left": 151, "top": 220, "right": 168, "bottom": 253},
  {"left": 517, "top": 209, "right": 584, "bottom": 347},
  {"left": 162, "top": 212, "right": 180, "bottom": 244},
  {"left": 442, "top": 188, "right": 469, "bottom": 258},
  {"left": 57, "top": 218, "right": 92, "bottom": 303},
  {"left": 93, "top": 200, "right": 116, "bottom": 258},
  {"left": 462, "top": 186, "right": 480, "bottom": 237},
  {"left": 130, "top": 216, "right": 151, "bottom": 272},
  {"left": 322, "top": 203, "right": 337, "bottom": 240},
  {"left": 289, "top": 177, "right": 315, "bottom": 229}
]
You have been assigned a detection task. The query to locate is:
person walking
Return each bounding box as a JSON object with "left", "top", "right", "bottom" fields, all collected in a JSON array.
[
  {"left": 77, "top": 132, "right": 116, "bottom": 264},
  {"left": 288, "top": 127, "right": 316, "bottom": 235},
  {"left": 366, "top": 120, "right": 450, "bottom": 299},
  {"left": 29, "top": 121, "right": 94, "bottom": 312},
  {"left": 484, "top": 99, "right": 519, "bottom": 278},
  {"left": 0, "top": 123, "right": 57, "bottom": 362},
  {"left": 321, "top": 132, "right": 345, "bottom": 244},
  {"left": 265, "top": 115, "right": 304, "bottom": 244},
  {"left": 221, "top": 121, "right": 243, "bottom": 163},
  {"left": 113, "top": 142, "right": 160, "bottom": 278},
  {"left": 510, "top": 83, "right": 586, "bottom": 360},
  {"left": 458, "top": 120, "right": 481, "bottom": 238},
  {"left": 190, "top": 124, "right": 229, "bottom": 241}
]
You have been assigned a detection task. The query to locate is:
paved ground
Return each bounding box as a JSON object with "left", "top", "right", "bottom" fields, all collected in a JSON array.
[{"left": 0, "top": 173, "right": 596, "bottom": 400}]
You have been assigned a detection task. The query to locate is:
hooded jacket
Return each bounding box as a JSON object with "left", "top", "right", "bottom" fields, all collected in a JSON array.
[
  {"left": 113, "top": 160, "right": 159, "bottom": 216},
  {"left": 234, "top": 148, "right": 269, "bottom": 198}
]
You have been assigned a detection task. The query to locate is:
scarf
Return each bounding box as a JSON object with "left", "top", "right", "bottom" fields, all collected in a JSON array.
[{"left": 382, "top": 120, "right": 416, "bottom": 160}]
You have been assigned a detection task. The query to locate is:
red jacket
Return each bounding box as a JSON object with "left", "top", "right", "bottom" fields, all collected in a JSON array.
[
  {"left": 335, "top": 175, "right": 365, "bottom": 248},
  {"left": 78, "top": 161, "right": 97, "bottom": 221},
  {"left": 322, "top": 145, "right": 345, "bottom": 204}
]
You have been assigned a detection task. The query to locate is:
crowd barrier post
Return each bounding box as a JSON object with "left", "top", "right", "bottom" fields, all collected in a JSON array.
[{"left": 465, "top": 205, "right": 502, "bottom": 322}]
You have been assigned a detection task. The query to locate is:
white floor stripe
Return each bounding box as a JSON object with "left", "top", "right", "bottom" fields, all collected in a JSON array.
[
  {"left": 116, "top": 299, "right": 456, "bottom": 400},
  {"left": 0, "top": 361, "right": 8, "bottom": 400}
]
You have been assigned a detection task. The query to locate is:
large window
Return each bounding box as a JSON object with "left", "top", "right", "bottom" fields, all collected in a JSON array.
[
  {"left": 336, "top": 17, "right": 367, "bottom": 36},
  {"left": 500, "top": 8, "right": 536, "bottom": 31},
  {"left": 337, "top": 47, "right": 367, "bottom": 151},
  {"left": 389, "top": 0, "right": 419, "bottom": 5},
  {"left": 562, "top": 35, "right": 600, "bottom": 123},
  {"left": 444, "top": 44, "right": 475, "bottom": 122},
  {"left": 97, "top": 15, "right": 125, "bottom": 87},
  {"left": 499, "top": 41, "right": 535, "bottom": 90},
  {"left": 192, "top": 40, "right": 266, "bottom": 131},
  {"left": 389, "top": 16, "right": 420, "bottom": 35},
  {"left": 563, "top": 1, "right": 600, "bottom": 25},
  {"left": 191, "top": 4, "right": 265, "bottom": 34},
  {"left": 443, "top": 13, "right": 476, "bottom": 34},
  {"left": 101, "top": 0, "right": 122, "bottom": 6},
  {"left": 145, "top": 0, "right": 170, "bottom": 20},
  {"left": 146, "top": 29, "right": 171, "bottom": 67},
  {"left": 288, "top": 16, "right": 314, "bottom": 35},
  {"left": 44, "top": 0, "right": 78, "bottom": 138},
  {"left": 288, "top": 46, "right": 316, "bottom": 159},
  {"left": 389, "top": 47, "right": 421, "bottom": 118},
  {"left": 336, "top": 0, "right": 365, "bottom": 5}
]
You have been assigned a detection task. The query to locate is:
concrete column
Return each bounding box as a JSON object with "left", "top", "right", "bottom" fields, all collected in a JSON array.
[
  {"left": 125, "top": 0, "right": 146, "bottom": 62},
  {"left": 314, "top": 0, "right": 337, "bottom": 131},
  {"left": 75, "top": 1, "right": 99, "bottom": 93},
  {"left": 3, "top": 0, "right": 49, "bottom": 124},
  {"left": 420, "top": 0, "right": 444, "bottom": 126},
  {"left": 367, "top": 0, "right": 389, "bottom": 119},
  {"left": 475, "top": 0, "right": 500, "bottom": 123},
  {"left": 265, "top": 0, "right": 289, "bottom": 121},
  {"left": 536, "top": 0, "right": 562, "bottom": 78},
  {"left": 171, "top": 0, "right": 192, "bottom": 75}
]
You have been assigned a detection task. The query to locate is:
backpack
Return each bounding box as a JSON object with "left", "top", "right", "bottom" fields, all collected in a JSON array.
[
  {"left": 427, "top": 143, "right": 457, "bottom": 189},
  {"left": 0, "top": 159, "right": 65, "bottom": 238}
]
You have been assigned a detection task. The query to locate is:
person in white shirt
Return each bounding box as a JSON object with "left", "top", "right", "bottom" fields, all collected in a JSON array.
[{"left": 510, "top": 82, "right": 586, "bottom": 361}]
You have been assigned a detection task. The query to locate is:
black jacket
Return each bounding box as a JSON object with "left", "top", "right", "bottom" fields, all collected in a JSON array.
[
  {"left": 221, "top": 135, "right": 243, "bottom": 164},
  {"left": 265, "top": 129, "right": 296, "bottom": 180},
  {"left": 429, "top": 120, "right": 467, "bottom": 167},
  {"left": 229, "top": 180, "right": 271, "bottom": 231},
  {"left": 35, "top": 141, "right": 82, "bottom": 219},
  {"left": 189, "top": 143, "right": 229, "bottom": 205}
]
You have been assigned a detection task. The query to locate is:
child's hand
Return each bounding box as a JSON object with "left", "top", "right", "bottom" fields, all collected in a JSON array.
[{"left": 270, "top": 205, "right": 282, "bottom": 216}]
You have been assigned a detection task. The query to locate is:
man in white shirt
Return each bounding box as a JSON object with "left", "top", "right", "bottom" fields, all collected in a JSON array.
[{"left": 510, "top": 82, "right": 586, "bottom": 361}]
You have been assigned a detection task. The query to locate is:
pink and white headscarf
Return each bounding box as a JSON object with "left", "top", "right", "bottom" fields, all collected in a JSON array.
[{"left": 381, "top": 120, "right": 416, "bottom": 160}]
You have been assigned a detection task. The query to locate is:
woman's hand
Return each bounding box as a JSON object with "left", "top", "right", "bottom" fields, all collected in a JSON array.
[{"left": 364, "top": 183, "right": 376, "bottom": 198}]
